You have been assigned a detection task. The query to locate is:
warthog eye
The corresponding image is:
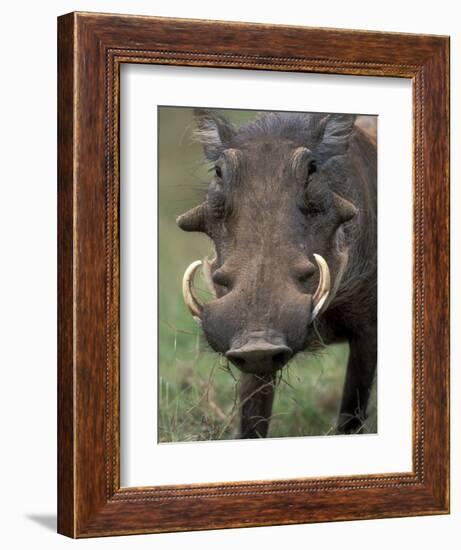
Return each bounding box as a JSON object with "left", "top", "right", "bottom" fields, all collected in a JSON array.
[
  {"left": 292, "top": 147, "right": 317, "bottom": 185},
  {"left": 306, "top": 158, "right": 317, "bottom": 180},
  {"left": 215, "top": 166, "right": 222, "bottom": 178}
]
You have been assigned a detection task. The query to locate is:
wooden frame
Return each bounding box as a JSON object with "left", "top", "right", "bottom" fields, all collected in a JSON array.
[{"left": 57, "top": 12, "right": 450, "bottom": 538}]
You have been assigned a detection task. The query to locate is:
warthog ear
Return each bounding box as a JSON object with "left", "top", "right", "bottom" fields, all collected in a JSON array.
[
  {"left": 194, "top": 108, "right": 236, "bottom": 161},
  {"left": 316, "top": 114, "right": 357, "bottom": 163}
]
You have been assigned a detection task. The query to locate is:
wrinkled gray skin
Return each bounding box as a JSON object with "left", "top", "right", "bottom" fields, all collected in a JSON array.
[{"left": 177, "top": 109, "right": 377, "bottom": 438}]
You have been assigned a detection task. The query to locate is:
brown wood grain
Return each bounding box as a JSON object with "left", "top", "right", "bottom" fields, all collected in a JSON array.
[
  {"left": 57, "top": 12, "right": 75, "bottom": 537},
  {"left": 57, "top": 11, "right": 450, "bottom": 538}
]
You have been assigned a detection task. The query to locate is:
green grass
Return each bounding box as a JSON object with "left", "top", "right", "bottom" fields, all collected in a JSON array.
[{"left": 158, "top": 106, "right": 376, "bottom": 442}]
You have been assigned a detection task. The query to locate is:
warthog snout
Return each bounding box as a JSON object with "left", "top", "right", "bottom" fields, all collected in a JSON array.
[{"left": 226, "top": 332, "right": 293, "bottom": 374}]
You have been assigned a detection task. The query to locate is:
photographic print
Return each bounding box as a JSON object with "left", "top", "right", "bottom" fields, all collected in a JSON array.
[{"left": 158, "top": 106, "right": 377, "bottom": 442}]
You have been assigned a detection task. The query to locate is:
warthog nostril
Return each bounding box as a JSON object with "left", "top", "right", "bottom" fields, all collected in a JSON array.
[
  {"left": 226, "top": 341, "right": 293, "bottom": 372},
  {"left": 212, "top": 268, "right": 232, "bottom": 289},
  {"left": 292, "top": 260, "right": 316, "bottom": 284},
  {"left": 291, "top": 259, "right": 316, "bottom": 284}
]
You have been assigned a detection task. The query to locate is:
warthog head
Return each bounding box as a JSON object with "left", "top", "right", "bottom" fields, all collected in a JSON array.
[{"left": 177, "top": 109, "right": 358, "bottom": 376}]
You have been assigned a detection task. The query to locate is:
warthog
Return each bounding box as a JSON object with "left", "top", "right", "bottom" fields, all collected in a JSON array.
[{"left": 177, "top": 109, "right": 377, "bottom": 438}]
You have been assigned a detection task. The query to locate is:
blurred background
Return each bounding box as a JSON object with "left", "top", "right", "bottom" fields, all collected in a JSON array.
[{"left": 158, "top": 106, "right": 376, "bottom": 442}]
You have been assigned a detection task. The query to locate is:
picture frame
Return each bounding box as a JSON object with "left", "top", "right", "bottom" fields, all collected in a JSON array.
[{"left": 57, "top": 11, "right": 450, "bottom": 537}]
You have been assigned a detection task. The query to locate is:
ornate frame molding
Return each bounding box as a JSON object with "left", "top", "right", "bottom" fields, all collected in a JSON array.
[{"left": 58, "top": 12, "right": 449, "bottom": 537}]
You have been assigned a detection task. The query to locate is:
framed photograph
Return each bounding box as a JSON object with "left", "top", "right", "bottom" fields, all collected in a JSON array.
[{"left": 58, "top": 12, "right": 450, "bottom": 537}]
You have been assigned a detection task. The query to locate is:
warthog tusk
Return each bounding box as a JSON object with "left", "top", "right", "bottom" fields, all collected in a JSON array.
[
  {"left": 311, "top": 254, "right": 331, "bottom": 322},
  {"left": 182, "top": 258, "right": 217, "bottom": 321},
  {"left": 182, "top": 260, "right": 204, "bottom": 321}
]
